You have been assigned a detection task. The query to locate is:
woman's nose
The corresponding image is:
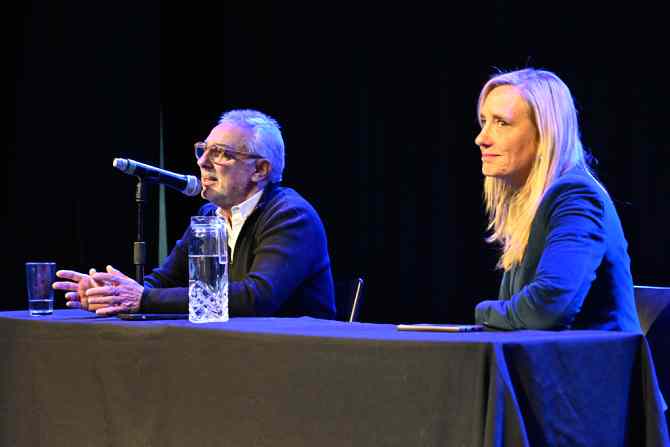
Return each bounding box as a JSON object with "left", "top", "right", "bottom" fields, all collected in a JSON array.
[{"left": 475, "top": 127, "right": 490, "bottom": 147}]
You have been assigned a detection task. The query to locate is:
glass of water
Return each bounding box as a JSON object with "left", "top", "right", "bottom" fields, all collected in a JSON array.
[{"left": 25, "top": 262, "right": 56, "bottom": 316}]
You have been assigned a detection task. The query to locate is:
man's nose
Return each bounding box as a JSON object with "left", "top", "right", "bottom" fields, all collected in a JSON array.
[{"left": 196, "top": 153, "right": 211, "bottom": 168}]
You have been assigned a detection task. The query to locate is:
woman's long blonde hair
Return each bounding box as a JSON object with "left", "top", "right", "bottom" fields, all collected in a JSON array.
[{"left": 479, "top": 69, "right": 589, "bottom": 270}]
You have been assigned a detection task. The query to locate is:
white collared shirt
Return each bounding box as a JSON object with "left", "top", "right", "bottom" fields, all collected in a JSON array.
[{"left": 215, "top": 189, "right": 264, "bottom": 263}]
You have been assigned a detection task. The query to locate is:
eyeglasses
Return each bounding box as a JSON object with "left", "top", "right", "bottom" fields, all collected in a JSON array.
[{"left": 194, "top": 142, "right": 265, "bottom": 163}]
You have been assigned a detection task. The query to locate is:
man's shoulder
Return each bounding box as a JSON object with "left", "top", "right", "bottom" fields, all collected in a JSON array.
[
  {"left": 263, "top": 185, "right": 315, "bottom": 210},
  {"left": 259, "top": 185, "right": 323, "bottom": 223}
]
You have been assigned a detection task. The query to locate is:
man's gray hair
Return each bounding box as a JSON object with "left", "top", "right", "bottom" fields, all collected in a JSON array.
[{"left": 219, "top": 109, "right": 285, "bottom": 183}]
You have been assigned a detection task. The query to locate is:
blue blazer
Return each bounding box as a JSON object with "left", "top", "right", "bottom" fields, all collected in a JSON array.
[{"left": 475, "top": 167, "right": 642, "bottom": 332}]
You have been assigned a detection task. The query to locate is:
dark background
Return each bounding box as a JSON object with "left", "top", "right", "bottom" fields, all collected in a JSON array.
[{"left": 9, "top": 2, "right": 668, "bottom": 323}]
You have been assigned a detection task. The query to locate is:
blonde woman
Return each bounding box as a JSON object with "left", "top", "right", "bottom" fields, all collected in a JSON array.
[{"left": 473, "top": 68, "right": 641, "bottom": 332}]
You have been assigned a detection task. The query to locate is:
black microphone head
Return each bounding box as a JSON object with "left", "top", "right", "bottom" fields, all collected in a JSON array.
[
  {"left": 183, "top": 176, "right": 202, "bottom": 196},
  {"left": 113, "top": 158, "right": 130, "bottom": 173},
  {"left": 112, "top": 157, "right": 201, "bottom": 197}
]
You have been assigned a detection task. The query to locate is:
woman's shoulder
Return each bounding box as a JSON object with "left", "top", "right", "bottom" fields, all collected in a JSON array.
[
  {"left": 538, "top": 166, "right": 611, "bottom": 221},
  {"left": 545, "top": 166, "right": 608, "bottom": 200}
]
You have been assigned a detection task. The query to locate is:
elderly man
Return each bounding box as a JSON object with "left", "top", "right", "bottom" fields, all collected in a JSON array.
[{"left": 54, "top": 109, "right": 336, "bottom": 319}]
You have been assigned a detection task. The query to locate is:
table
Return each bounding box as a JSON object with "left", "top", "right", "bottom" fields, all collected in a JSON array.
[{"left": 1, "top": 310, "right": 668, "bottom": 447}]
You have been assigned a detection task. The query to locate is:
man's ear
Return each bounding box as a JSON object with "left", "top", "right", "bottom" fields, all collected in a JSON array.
[{"left": 251, "top": 159, "right": 271, "bottom": 183}]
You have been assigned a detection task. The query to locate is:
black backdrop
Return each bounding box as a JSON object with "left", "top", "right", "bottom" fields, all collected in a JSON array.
[{"left": 9, "top": 2, "right": 669, "bottom": 324}]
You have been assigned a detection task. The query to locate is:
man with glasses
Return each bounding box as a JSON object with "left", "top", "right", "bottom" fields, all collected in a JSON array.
[{"left": 54, "top": 109, "right": 336, "bottom": 319}]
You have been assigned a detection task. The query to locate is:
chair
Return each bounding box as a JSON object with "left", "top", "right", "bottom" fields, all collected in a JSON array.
[
  {"left": 335, "top": 277, "right": 365, "bottom": 322},
  {"left": 634, "top": 285, "right": 670, "bottom": 429},
  {"left": 634, "top": 285, "right": 670, "bottom": 335}
]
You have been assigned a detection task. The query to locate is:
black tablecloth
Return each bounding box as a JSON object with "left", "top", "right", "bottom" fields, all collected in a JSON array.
[{"left": 1, "top": 310, "right": 668, "bottom": 447}]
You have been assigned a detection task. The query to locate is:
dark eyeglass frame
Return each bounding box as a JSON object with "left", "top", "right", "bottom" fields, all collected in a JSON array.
[{"left": 194, "top": 142, "right": 265, "bottom": 163}]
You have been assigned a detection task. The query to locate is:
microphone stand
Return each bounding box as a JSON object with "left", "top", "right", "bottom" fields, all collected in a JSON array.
[{"left": 134, "top": 178, "right": 146, "bottom": 284}]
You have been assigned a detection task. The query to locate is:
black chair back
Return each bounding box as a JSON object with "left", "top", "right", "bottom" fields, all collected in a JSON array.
[
  {"left": 634, "top": 285, "right": 670, "bottom": 335},
  {"left": 634, "top": 285, "right": 670, "bottom": 430}
]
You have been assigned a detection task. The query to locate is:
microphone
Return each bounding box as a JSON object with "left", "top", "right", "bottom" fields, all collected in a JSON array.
[{"left": 113, "top": 158, "right": 202, "bottom": 196}]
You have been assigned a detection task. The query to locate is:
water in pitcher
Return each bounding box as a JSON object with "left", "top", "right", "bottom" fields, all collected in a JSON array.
[{"left": 189, "top": 254, "right": 228, "bottom": 323}]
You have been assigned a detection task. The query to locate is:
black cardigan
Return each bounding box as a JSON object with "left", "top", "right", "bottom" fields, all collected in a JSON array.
[{"left": 141, "top": 183, "right": 336, "bottom": 319}]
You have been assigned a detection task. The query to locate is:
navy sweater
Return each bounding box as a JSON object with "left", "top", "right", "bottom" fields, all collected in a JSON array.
[{"left": 141, "top": 184, "right": 336, "bottom": 319}]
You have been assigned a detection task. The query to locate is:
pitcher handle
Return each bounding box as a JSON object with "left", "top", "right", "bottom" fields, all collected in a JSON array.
[{"left": 217, "top": 218, "right": 227, "bottom": 265}]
